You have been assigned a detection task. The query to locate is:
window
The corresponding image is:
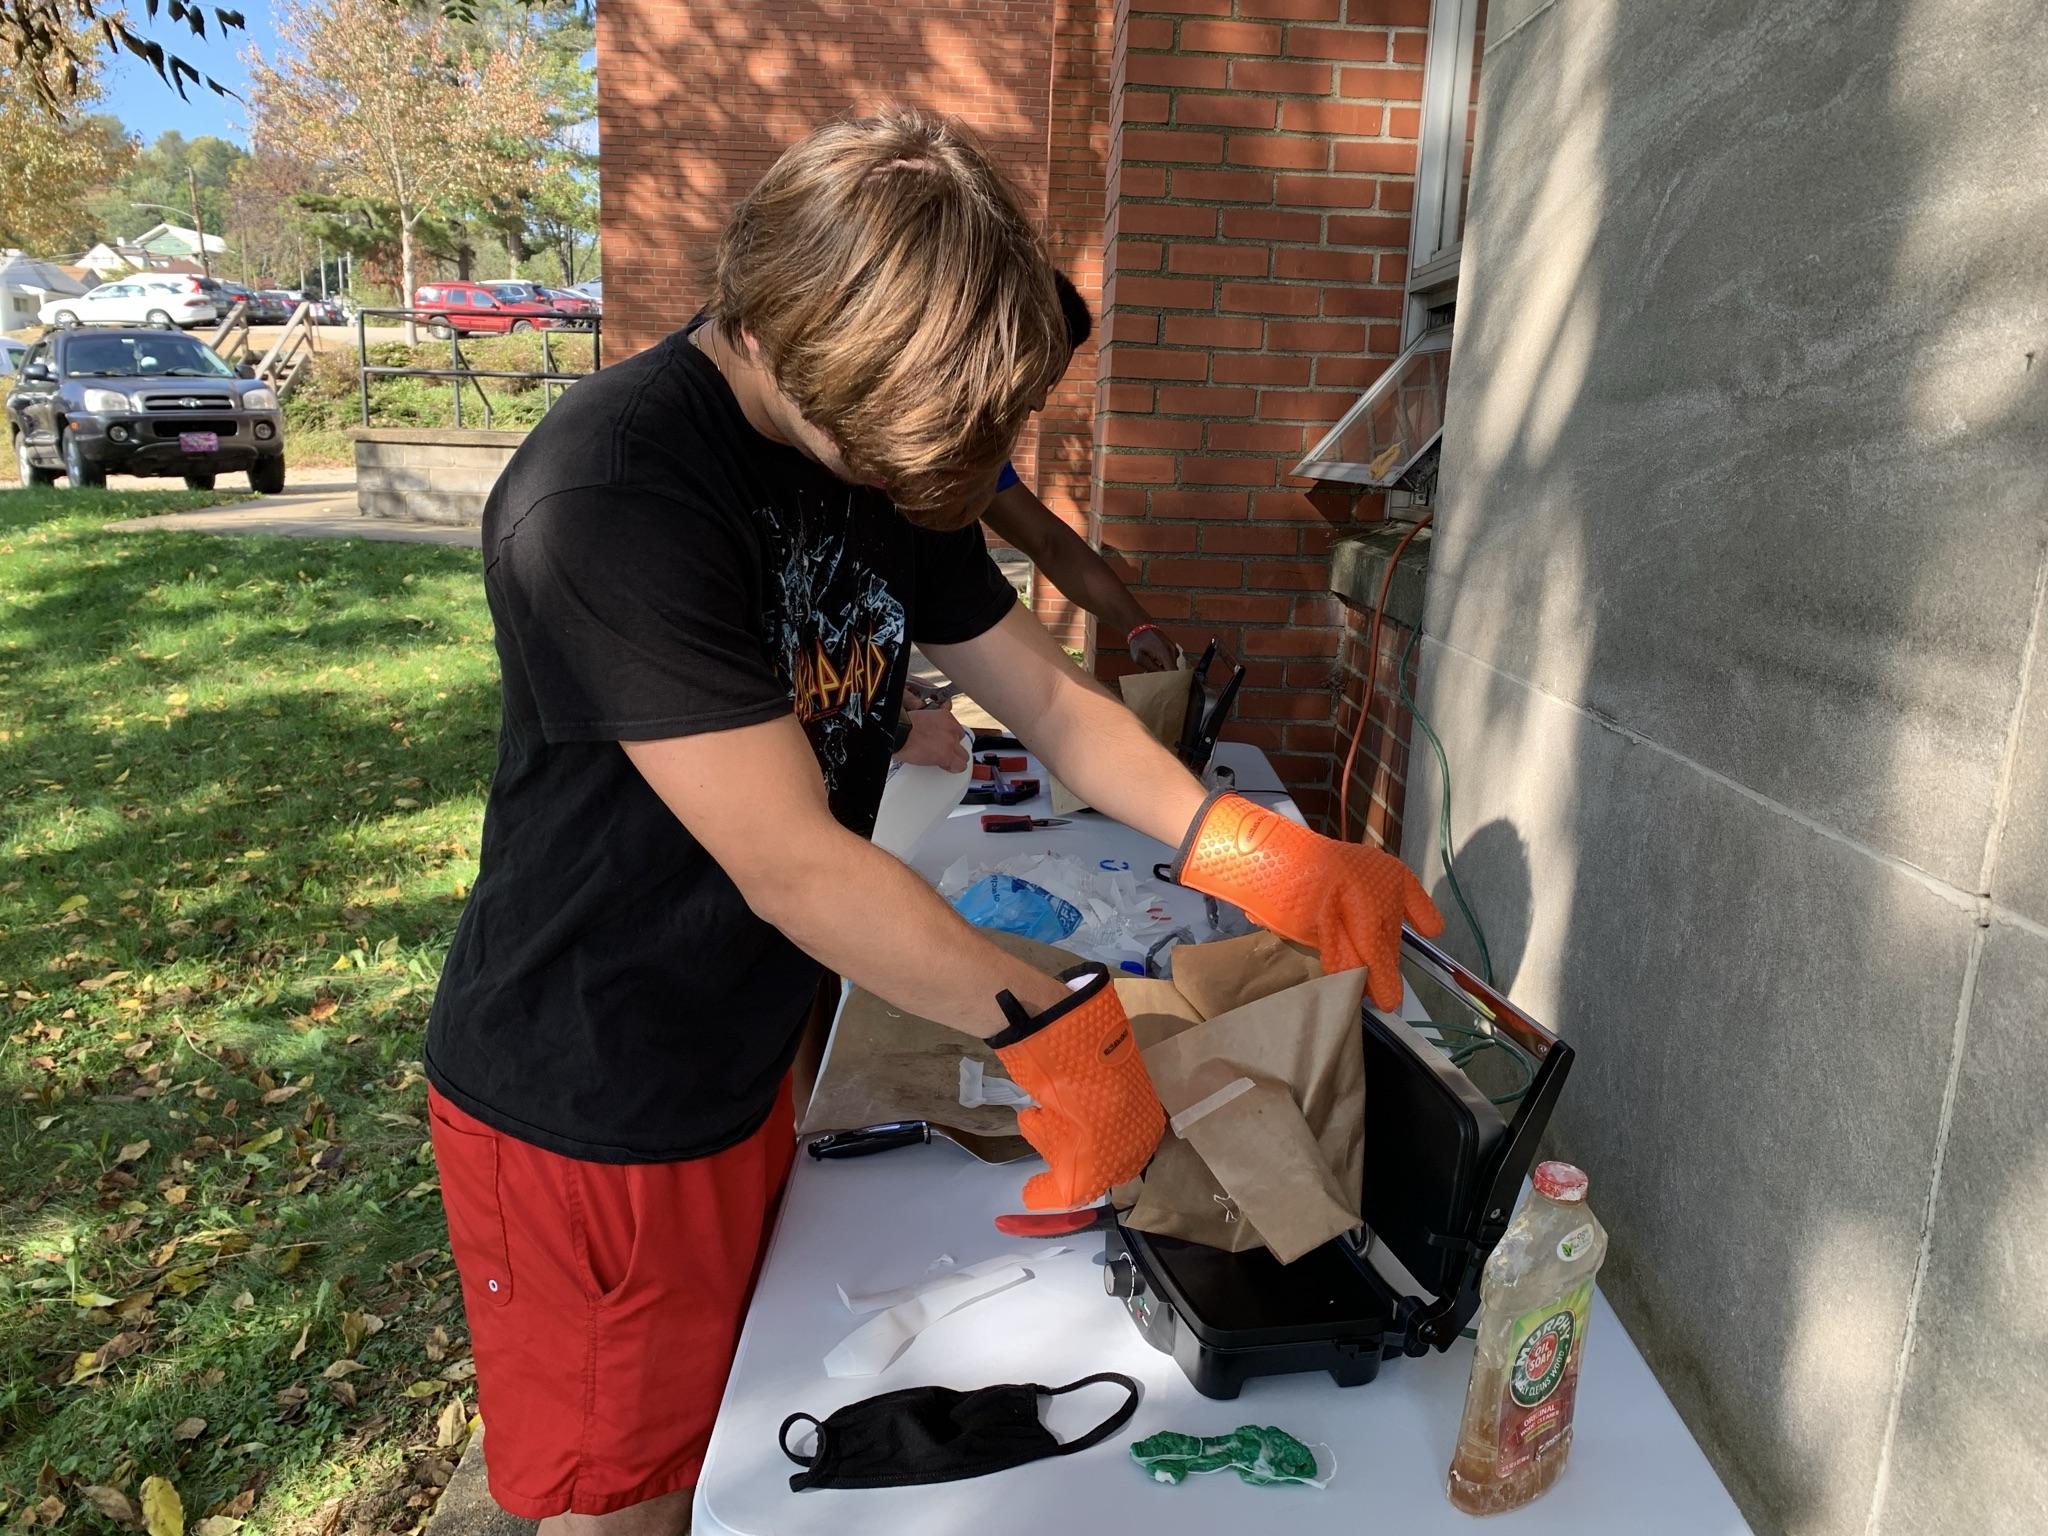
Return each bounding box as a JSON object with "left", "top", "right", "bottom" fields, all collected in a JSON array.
[
  {"left": 11, "top": 296, "right": 33, "bottom": 316},
  {"left": 1406, "top": 0, "right": 1487, "bottom": 312},
  {"left": 1296, "top": 0, "right": 1486, "bottom": 487},
  {"left": 1294, "top": 326, "right": 1453, "bottom": 489}
]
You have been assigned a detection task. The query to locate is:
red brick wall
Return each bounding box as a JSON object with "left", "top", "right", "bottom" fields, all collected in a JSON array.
[
  {"left": 1095, "top": 0, "right": 1426, "bottom": 827},
  {"left": 596, "top": 0, "right": 1110, "bottom": 648},
  {"left": 1334, "top": 598, "right": 1417, "bottom": 850}
]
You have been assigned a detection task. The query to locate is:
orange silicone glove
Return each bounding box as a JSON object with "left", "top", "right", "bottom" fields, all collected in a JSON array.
[
  {"left": 992, "top": 964, "right": 1165, "bottom": 1211},
  {"left": 1172, "top": 791, "right": 1445, "bottom": 1009}
]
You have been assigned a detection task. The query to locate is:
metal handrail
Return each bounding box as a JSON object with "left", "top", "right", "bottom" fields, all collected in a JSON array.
[{"left": 353, "top": 305, "right": 599, "bottom": 429}]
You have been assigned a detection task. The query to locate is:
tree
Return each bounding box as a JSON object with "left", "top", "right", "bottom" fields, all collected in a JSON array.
[
  {"left": 0, "top": 42, "right": 134, "bottom": 253},
  {"left": 1, "top": 0, "right": 243, "bottom": 114},
  {"left": 247, "top": 0, "right": 550, "bottom": 337},
  {"left": 87, "top": 131, "right": 247, "bottom": 249}
]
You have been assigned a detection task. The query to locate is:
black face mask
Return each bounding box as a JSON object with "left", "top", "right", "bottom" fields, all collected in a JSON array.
[{"left": 780, "top": 1372, "right": 1141, "bottom": 1491}]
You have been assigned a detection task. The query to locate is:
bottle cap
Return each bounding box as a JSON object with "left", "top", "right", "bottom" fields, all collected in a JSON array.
[{"left": 1533, "top": 1160, "right": 1589, "bottom": 1203}]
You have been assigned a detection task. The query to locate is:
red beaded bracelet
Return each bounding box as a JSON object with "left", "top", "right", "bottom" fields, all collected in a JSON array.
[{"left": 1126, "top": 622, "right": 1169, "bottom": 651}]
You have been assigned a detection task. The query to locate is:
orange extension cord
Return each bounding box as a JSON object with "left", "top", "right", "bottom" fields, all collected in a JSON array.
[{"left": 1338, "top": 511, "right": 1433, "bottom": 841}]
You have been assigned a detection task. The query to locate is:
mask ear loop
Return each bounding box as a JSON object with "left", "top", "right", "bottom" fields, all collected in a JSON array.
[
  {"left": 1042, "top": 1372, "right": 1143, "bottom": 1457},
  {"left": 779, "top": 1412, "right": 824, "bottom": 1468}
]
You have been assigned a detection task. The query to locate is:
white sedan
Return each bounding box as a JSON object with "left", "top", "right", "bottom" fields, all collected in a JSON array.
[{"left": 39, "top": 282, "right": 217, "bottom": 330}]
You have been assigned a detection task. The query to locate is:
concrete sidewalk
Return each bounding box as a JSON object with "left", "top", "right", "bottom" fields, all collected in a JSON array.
[{"left": 104, "top": 467, "right": 481, "bottom": 547}]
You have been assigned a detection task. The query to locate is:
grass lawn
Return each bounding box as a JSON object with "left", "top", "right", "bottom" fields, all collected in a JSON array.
[{"left": 0, "top": 487, "right": 497, "bottom": 1533}]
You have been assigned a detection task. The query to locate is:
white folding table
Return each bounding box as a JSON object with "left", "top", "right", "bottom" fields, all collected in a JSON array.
[{"left": 693, "top": 745, "right": 1749, "bottom": 1536}]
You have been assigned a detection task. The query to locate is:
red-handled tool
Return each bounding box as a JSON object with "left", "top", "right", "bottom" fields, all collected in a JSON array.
[
  {"left": 994, "top": 1205, "right": 1119, "bottom": 1238},
  {"left": 979, "top": 814, "right": 1072, "bottom": 834}
]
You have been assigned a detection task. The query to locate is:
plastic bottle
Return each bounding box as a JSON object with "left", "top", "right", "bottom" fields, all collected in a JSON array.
[{"left": 1446, "top": 1160, "right": 1609, "bottom": 1515}]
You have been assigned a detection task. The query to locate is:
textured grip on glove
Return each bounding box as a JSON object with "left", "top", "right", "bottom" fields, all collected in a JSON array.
[
  {"left": 1171, "top": 790, "right": 1444, "bottom": 1009},
  {"left": 993, "top": 965, "right": 1164, "bottom": 1211}
]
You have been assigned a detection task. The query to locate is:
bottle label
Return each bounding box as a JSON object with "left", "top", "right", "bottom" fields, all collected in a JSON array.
[
  {"left": 1497, "top": 1279, "right": 1595, "bottom": 1475},
  {"left": 1557, "top": 1223, "right": 1595, "bottom": 1262}
]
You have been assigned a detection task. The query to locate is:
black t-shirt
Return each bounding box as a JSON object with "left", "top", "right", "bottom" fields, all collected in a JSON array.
[{"left": 424, "top": 324, "right": 1017, "bottom": 1162}]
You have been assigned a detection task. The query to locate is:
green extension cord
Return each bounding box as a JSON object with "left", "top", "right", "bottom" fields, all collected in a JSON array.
[{"left": 1393, "top": 626, "right": 1532, "bottom": 1107}]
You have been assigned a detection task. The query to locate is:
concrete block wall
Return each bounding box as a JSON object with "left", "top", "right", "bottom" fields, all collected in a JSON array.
[
  {"left": 354, "top": 430, "right": 525, "bottom": 527},
  {"left": 1410, "top": 2, "right": 2048, "bottom": 1532}
]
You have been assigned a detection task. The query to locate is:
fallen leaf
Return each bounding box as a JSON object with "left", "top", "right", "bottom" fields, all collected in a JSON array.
[
  {"left": 80, "top": 1486, "right": 139, "bottom": 1526},
  {"left": 172, "top": 1416, "right": 206, "bottom": 1441},
  {"left": 161, "top": 1263, "right": 208, "bottom": 1295},
  {"left": 194, "top": 1521, "right": 244, "bottom": 1536},
  {"left": 102, "top": 1217, "right": 143, "bottom": 1244},
  {"left": 339, "top": 1310, "right": 384, "bottom": 1355},
  {"left": 219, "top": 1490, "right": 256, "bottom": 1520},
  {"left": 163, "top": 1185, "right": 188, "bottom": 1207},
  {"left": 57, "top": 894, "right": 89, "bottom": 914},
  {"left": 433, "top": 1394, "right": 468, "bottom": 1448},
  {"left": 140, "top": 1475, "right": 183, "bottom": 1536},
  {"left": 116, "top": 1139, "right": 152, "bottom": 1164},
  {"left": 33, "top": 1496, "right": 65, "bottom": 1527},
  {"left": 321, "top": 1358, "right": 367, "bottom": 1379},
  {"left": 439, "top": 1357, "right": 477, "bottom": 1383},
  {"left": 72, "top": 1290, "right": 121, "bottom": 1309},
  {"left": 113, "top": 1289, "right": 157, "bottom": 1320},
  {"left": 288, "top": 1321, "right": 310, "bottom": 1360},
  {"left": 307, "top": 996, "right": 337, "bottom": 1022},
  {"left": 260, "top": 1085, "right": 304, "bottom": 1106},
  {"left": 238, "top": 1128, "right": 284, "bottom": 1155},
  {"left": 400, "top": 1379, "right": 445, "bottom": 1398},
  {"left": 274, "top": 1245, "right": 303, "bottom": 1277},
  {"left": 328, "top": 1379, "right": 357, "bottom": 1408},
  {"left": 423, "top": 1325, "right": 449, "bottom": 1363},
  {"left": 69, "top": 1330, "right": 146, "bottom": 1384},
  {"left": 231, "top": 1290, "right": 254, "bottom": 1312}
]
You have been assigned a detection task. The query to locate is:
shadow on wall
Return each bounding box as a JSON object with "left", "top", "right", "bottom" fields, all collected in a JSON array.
[{"left": 1412, "top": 0, "right": 2046, "bottom": 1533}]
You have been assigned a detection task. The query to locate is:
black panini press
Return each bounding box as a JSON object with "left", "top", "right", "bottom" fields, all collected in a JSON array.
[{"left": 1104, "top": 929, "right": 1574, "bottom": 1399}]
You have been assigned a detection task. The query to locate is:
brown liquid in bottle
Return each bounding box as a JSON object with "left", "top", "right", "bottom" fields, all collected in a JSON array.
[{"left": 1446, "top": 1161, "right": 1607, "bottom": 1516}]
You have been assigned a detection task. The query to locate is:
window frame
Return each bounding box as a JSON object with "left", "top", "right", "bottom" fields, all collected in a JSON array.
[{"left": 1295, "top": 0, "right": 1485, "bottom": 486}]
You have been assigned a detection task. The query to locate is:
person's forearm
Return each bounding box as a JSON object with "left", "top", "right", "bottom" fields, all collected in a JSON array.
[
  {"left": 745, "top": 827, "right": 1069, "bottom": 1035},
  {"left": 988, "top": 488, "right": 1152, "bottom": 638},
  {"left": 1027, "top": 674, "right": 1209, "bottom": 849}
]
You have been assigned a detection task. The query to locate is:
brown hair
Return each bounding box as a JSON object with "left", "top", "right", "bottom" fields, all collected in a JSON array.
[{"left": 711, "top": 110, "right": 1068, "bottom": 517}]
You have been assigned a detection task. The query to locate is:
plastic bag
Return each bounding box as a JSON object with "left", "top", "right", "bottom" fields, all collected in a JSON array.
[
  {"left": 940, "top": 852, "right": 1176, "bottom": 966},
  {"left": 950, "top": 875, "right": 1083, "bottom": 944}
]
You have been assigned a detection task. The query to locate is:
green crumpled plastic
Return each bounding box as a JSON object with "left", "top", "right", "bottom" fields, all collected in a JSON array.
[{"left": 1130, "top": 1425, "right": 1325, "bottom": 1487}]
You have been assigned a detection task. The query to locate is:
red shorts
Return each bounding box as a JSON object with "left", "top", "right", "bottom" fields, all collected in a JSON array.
[{"left": 428, "top": 1083, "right": 796, "bottom": 1519}]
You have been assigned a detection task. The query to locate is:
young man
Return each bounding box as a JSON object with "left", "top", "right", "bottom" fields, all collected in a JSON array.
[{"left": 426, "top": 110, "right": 1439, "bottom": 1533}]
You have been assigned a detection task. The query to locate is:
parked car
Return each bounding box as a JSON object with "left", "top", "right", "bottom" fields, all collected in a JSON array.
[
  {"left": 414, "top": 280, "right": 566, "bottom": 336},
  {"left": 254, "top": 290, "right": 299, "bottom": 324},
  {"left": 39, "top": 280, "right": 217, "bottom": 330},
  {"left": 538, "top": 286, "right": 598, "bottom": 328},
  {"left": 7, "top": 326, "right": 286, "bottom": 493},
  {"left": 571, "top": 279, "right": 602, "bottom": 306},
  {"left": 142, "top": 273, "right": 228, "bottom": 315},
  {"left": 0, "top": 338, "right": 26, "bottom": 377}
]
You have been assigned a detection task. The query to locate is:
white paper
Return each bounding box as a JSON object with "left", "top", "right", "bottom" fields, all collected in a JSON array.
[
  {"left": 958, "top": 1057, "right": 1036, "bottom": 1110},
  {"left": 836, "top": 1247, "right": 1067, "bottom": 1315},
  {"left": 871, "top": 729, "right": 975, "bottom": 860},
  {"left": 823, "top": 1264, "right": 1032, "bottom": 1378}
]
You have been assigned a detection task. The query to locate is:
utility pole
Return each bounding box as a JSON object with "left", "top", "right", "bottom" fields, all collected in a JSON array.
[
  {"left": 318, "top": 236, "right": 328, "bottom": 299},
  {"left": 187, "top": 168, "right": 212, "bottom": 280}
]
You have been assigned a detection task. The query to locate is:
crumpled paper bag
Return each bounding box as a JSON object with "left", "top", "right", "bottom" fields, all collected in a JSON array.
[{"left": 1114, "top": 932, "right": 1366, "bottom": 1263}]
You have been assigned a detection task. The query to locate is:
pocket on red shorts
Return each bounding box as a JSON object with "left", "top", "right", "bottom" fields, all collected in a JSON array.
[{"left": 430, "top": 1098, "right": 515, "bottom": 1309}]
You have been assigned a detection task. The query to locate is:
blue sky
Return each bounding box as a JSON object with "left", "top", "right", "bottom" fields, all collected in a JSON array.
[{"left": 96, "top": 4, "right": 280, "bottom": 146}]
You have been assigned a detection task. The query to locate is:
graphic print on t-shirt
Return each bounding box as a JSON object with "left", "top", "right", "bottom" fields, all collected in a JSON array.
[{"left": 762, "top": 484, "right": 908, "bottom": 822}]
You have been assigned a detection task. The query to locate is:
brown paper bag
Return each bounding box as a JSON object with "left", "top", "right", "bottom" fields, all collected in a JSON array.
[
  {"left": 1118, "top": 667, "right": 1193, "bottom": 749},
  {"left": 1121, "top": 960, "right": 1368, "bottom": 1262},
  {"left": 799, "top": 930, "right": 1070, "bottom": 1140},
  {"left": 1169, "top": 931, "right": 1322, "bottom": 1020},
  {"left": 1179, "top": 1079, "right": 1360, "bottom": 1263}
]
